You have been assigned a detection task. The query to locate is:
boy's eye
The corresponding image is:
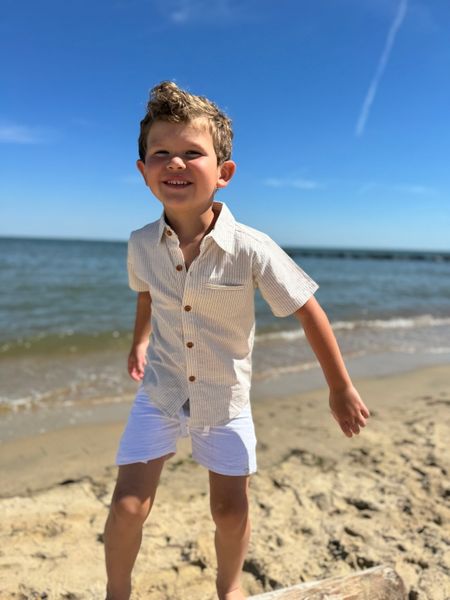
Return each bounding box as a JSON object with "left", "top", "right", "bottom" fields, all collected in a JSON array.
[{"left": 149, "top": 150, "right": 202, "bottom": 158}]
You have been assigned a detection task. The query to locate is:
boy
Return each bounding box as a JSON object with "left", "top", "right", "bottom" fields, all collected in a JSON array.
[{"left": 103, "top": 81, "right": 370, "bottom": 600}]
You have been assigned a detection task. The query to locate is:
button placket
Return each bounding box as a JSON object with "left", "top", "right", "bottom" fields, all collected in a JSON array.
[
  {"left": 182, "top": 266, "right": 198, "bottom": 389},
  {"left": 165, "top": 235, "right": 186, "bottom": 297},
  {"left": 164, "top": 234, "right": 192, "bottom": 386}
]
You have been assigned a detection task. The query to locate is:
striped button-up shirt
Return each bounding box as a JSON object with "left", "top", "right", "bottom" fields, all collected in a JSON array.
[{"left": 127, "top": 201, "right": 319, "bottom": 426}]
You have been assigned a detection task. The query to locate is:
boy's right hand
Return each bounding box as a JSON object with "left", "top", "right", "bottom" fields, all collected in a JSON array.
[{"left": 128, "top": 342, "right": 149, "bottom": 381}]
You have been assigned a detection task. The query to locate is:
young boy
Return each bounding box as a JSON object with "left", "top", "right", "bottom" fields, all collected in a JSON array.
[{"left": 103, "top": 81, "right": 370, "bottom": 600}]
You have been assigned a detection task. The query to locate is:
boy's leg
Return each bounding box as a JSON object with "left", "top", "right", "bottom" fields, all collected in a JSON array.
[
  {"left": 209, "top": 470, "right": 251, "bottom": 600},
  {"left": 104, "top": 455, "right": 171, "bottom": 600}
]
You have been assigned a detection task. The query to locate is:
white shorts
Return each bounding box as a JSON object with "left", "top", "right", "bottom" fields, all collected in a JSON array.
[{"left": 116, "top": 386, "right": 257, "bottom": 476}]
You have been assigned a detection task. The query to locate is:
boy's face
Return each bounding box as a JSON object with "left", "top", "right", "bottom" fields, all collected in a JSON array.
[{"left": 137, "top": 118, "right": 235, "bottom": 214}]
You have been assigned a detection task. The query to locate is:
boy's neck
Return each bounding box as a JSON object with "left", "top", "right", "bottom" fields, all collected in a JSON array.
[{"left": 164, "top": 203, "right": 220, "bottom": 245}]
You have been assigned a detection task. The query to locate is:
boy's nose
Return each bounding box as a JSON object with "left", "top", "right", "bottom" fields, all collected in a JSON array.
[{"left": 167, "top": 155, "right": 186, "bottom": 169}]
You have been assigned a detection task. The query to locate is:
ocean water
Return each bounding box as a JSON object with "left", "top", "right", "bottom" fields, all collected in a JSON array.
[{"left": 1, "top": 237, "right": 450, "bottom": 413}]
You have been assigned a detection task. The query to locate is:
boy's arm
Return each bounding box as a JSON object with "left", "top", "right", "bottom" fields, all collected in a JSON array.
[
  {"left": 128, "top": 291, "right": 152, "bottom": 381},
  {"left": 294, "top": 296, "right": 370, "bottom": 438}
]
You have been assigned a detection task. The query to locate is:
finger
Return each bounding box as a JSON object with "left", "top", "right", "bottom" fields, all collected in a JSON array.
[
  {"left": 341, "top": 422, "right": 353, "bottom": 438},
  {"left": 129, "top": 366, "right": 140, "bottom": 380},
  {"left": 351, "top": 422, "right": 361, "bottom": 435},
  {"left": 360, "top": 406, "right": 371, "bottom": 418}
]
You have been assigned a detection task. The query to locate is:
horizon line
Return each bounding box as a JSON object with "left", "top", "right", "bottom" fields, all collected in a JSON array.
[{"left": 0, "top": 234, "right": 449, "bottom": 255}]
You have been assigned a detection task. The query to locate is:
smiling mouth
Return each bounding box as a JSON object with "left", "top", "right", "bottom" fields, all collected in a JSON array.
[{"left": 164, "top": 180, "right": 192, "bottom": 187}]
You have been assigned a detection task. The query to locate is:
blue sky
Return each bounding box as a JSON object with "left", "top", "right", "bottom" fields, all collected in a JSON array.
[{"left": 1, "top": 0, "right": 449, "bottom": 250}]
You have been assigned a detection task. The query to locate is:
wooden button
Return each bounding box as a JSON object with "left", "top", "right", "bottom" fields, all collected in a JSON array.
[
  {"left": 186, "top": 342, "right": 194, "bottom": 348},
  {"left": 188, "top": 375, "right": 196, "bottom": 382},
  {"left": 176, "top": 264, "right": 183, "bottom": 271},
  {"left": 184, "top": 305, "right": 192, "bottom": 311},
  {"left": 166, "top": 229, "right": 172, "bottom": 236}
]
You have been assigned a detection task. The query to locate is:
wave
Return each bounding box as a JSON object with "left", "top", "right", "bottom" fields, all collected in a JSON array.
[
  {"left": 2, "top": 315, "right": 450, "bottom": 359},
  {"left": 255, "top": 314, "right": 450, "bottom": 343},
  {"left": 252, "top": 350, "right": 368, "bottom": 382}
]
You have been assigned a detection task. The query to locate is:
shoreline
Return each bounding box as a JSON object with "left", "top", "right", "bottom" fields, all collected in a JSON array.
[
  {"left": 2, "top": 360, "right": 449, "bottom": 497},
  {"left": 1, "top": 363, "right": 449, "bottom": 599},
  {"left": 2, "top": 350, "right": 450, "bottom": 446}
]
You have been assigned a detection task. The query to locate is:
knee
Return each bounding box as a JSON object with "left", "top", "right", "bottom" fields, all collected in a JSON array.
[
  {"left": 211, "top": 499, "right": 249, "bottom": 534},
  {"left": 109, "top": 492, "right": 151, "bottom": 528}
]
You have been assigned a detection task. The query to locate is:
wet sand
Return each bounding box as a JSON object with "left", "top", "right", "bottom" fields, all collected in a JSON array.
[{"left": 1, "top": 364, "right": 449, "bottom": 599}]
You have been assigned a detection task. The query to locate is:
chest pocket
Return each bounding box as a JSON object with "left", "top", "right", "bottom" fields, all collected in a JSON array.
[
  {"left": 198, "top": 282, "right": 251, "bottom": 319},
  {"left": 203, "top": 283, "right": 245, "bottom": 290}
]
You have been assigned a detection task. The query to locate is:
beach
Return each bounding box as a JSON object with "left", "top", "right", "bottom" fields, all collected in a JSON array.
[
  {"left": 2, "top": 363, "right": 449, "bottom": 600},
  {"left": 2, "top": 238, "right": 450, "bottom": 598}
]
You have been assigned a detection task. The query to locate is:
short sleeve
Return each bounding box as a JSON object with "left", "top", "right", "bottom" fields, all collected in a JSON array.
[
  {"left": 253, "top": 235, "right": 319, "bottom": 317},
  {"left": 127, "top": 236, "right": 149, "bottom": 292}
]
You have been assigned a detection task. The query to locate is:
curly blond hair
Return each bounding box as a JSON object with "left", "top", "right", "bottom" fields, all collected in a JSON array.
[{"left": 138, "top": 81, "right": 233, "bottom": 165}]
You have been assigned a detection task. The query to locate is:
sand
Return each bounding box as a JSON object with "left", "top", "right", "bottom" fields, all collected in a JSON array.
[{"left": 1, "top": 364, "right": 449, "bottom": 599}]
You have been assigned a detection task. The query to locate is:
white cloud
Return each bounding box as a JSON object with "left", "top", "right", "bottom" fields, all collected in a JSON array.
[
  {"left": 359, "top": 181, "right": 437, "bottom": 196},
  {"left": 0, "top": 123, "right": 52, "bottom": 144},
  {"left": 156, "top": 0, "right": 237, "bottom": 25},
  {"left": 349, "top": 0, "right": 436, "bottom": 33},
  {"left": 264, "top": 178, "right": 323, "bottom": 190},
  {"left": 355, "top": 0, "right": 408, "bottom": 137},
  {"left": 392, "top": 183, "right": 437, "bottom": 195},
  {"left": 169, "top": 0, "right": 190, "bottom": 23}
]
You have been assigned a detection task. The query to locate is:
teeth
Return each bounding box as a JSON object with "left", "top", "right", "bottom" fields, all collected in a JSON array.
[{"left": 166, "top": 180, "right": 189, "bottom": 185}]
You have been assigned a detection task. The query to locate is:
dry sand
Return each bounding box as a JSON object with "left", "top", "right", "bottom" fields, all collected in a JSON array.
[{"left": 1, "top": 364, "right": 449, "bottom": 599}]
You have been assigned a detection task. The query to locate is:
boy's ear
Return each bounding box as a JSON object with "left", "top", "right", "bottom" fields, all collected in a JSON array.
[
  {"left": 216, "top": 160, "right": 236, "bottom": 189},
  {"left": 136, "top": 160, "right": 148, "bottom": 185}
]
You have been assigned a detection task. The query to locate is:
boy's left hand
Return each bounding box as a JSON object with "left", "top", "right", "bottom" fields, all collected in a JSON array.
[{"left": 329, "top": 385, "right": 370, "bottom": 438}]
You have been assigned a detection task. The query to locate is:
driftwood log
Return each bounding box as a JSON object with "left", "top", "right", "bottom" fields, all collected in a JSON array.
[{"left": 248, "top": 565, "right": 406, "bottom": 599}]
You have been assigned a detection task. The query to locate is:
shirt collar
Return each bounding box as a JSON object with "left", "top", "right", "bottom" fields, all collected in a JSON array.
[{"left": 157, "top": 201, "right": 235, "bottom": 254}]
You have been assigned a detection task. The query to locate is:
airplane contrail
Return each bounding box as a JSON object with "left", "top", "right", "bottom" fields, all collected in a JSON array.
[{"left": 355, "top": 0, "right": 408, "bottom": 137}]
